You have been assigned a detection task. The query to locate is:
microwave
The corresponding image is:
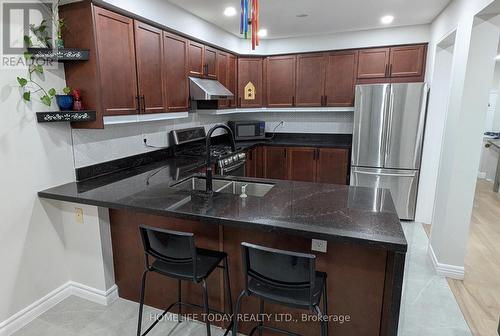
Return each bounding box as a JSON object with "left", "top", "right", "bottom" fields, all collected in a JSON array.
[{"left": 228, "top": 120, "right": 266, "bottom": 141}]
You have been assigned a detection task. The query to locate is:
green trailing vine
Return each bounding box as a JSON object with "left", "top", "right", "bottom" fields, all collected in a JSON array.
[{"left": 16, "top": 3, "right": 69, "bottom": 107}]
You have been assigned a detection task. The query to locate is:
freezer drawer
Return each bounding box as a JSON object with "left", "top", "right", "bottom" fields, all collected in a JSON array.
[{"left": 350, "top": 167, "right": 419, "bottom": 220}]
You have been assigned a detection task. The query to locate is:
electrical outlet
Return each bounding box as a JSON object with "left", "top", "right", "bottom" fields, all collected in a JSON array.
[
  {"left": 311, "top": 239, "right": 327, "bottom": 253},
  {"left": 75, "top": 208, "right": 84, "bottom": 224}
]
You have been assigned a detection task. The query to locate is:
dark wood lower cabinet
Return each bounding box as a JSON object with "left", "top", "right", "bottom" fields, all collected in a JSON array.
[
  {"left": 109, "top": 209, "right": 392, "bottom": 336},
  {"left": 263, "top": 146, "right": 288, "bottom": 180},
  {"left": 287, "top": 147, "right": 317, "bottom": 182},
  {"left": 316, "top": 148, "right": 350, "bottom": 184},
  {"left": 252, "top": 145, "right": 350, "bottom": 184}
]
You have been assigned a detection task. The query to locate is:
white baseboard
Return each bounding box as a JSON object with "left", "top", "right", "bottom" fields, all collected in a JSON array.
[
  {"left": 428, "top": 245, "right": 465, "bottom": 280},
  {"left": 0, "top": 282, "right": 118, "bottom": 336}
]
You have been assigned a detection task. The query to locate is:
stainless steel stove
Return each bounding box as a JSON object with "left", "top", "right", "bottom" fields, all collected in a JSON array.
[{"left": 171, "top": 127, "right": 246, "bottom": 176}]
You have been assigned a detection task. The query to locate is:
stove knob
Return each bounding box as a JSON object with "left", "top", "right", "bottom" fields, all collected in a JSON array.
[
  {"left": 233, "top": 154, "right": 239, "bottom": 161},
  {"left": 224, "top": 159, "right": 229, "bottom": 165},
  {"left": 238, "top": 153, "right": 246, "bottom": 159},
  {"left": 227, "top": 157, "right": 233, "bottom": 164}
]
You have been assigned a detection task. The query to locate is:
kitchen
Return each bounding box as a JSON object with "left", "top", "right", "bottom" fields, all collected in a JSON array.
[{"left": 1, "top": 0, "right": 499, "bottom": 336}]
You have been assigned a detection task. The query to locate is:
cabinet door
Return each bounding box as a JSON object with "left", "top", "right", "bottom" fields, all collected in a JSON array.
[
  {"left": 316, "top": 148, "right": 349, "bottom": 185},
  {"left": 94, "top": 7, "right": 138, "bottom": 116},
  {"left": 217, "top": 51, "right": 229, "bottom": 108},
  {"left": 287, "top": 147, "right": 317, "bottom": 182},
  {"left": 324, "top": 51, "right": 358, "bottom": 107},
  {"left": 188, "top": 40, "right": 204, "bottom": 77},
  {"left": 266, "top": 55, "right": 296, "bottom": 107},
  {"left": 357, "top": 48, "right": 390, "bottom": 79},
  {"left": 228, "top": 54, "right": 237, "bottom": 107},
  {"left": 238, "top": 58, "right": 264, "bottom": 108},
  {"left": 163, "top": 32, "right": 189, "bottom": 112},
  {"left": 134, "top": 21, "right": 164, "bottom": 114},
  {"left": 205, "top": 46, "right": 218, "bottom": 79},
  {"left": 263, "top": 146, "right": 288, "bottom": 180},
  {"left": 295, "top": 53, "right": 325, "bottom": 107},
  {"left": 245, "top": 148, "right": 257, "bottom": 177},
  {"left": 389, "top": 45, "right": 426, "bottom": 79}
]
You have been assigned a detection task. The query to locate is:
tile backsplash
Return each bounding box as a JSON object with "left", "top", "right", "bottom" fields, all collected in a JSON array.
[{"left": 71, "top": 111, "right": 354, "bottom": 168}]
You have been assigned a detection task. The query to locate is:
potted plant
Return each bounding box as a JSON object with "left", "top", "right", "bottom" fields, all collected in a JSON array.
[{"left": 55, "top": 87, "right": 73, "bottom": 110}]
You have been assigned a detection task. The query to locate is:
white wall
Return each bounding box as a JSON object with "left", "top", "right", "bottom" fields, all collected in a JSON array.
[
  {"left": 243, "top": 24, "right": 430, "bottom": 55},
  {"left": 416, "top": 36, "right": 456, "bottom": 224},
  {"left": 73, "top": 111, "right": 354, "bottom": 168},
  {"left": 425, "top": 0, "right": 499, "bottom": 275},
  {"left": 0, "top": 59, "right": 75, "bottom": 326}
]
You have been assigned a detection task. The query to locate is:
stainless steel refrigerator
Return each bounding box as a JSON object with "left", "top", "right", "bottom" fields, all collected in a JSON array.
[{"left": 350, "top": 83, "right": 429, "bottom": 220}]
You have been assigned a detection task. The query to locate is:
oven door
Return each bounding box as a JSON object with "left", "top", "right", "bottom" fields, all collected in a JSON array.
[{"left": 219, "top": 160, "right": 246, "bottom": 177}]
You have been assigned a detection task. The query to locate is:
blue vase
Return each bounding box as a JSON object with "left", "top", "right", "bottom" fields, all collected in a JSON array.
[{"left": 55, "top": 95, "right": 74, "bottom": 111}]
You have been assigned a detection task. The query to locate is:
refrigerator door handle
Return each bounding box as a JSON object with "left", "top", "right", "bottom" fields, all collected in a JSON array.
[
  {"left": 385, "top": 87, "right": 395, "bottom": 162},
  {"left": 352, "top": 169, "right": 417, "bottom": 178}
]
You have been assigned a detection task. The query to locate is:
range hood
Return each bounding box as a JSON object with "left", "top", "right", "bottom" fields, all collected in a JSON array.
[{"left": 189, "top": 77, "right": 234, "bottom": 100}]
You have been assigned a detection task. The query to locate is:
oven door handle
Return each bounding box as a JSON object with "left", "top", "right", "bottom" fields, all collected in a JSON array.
[{"left": 221, "top": 160, "right": 246, "bottom": 174}]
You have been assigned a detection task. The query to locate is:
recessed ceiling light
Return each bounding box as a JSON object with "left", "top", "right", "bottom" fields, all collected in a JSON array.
[
  {"left": 296, "top": 14, "right": 308, "bottom": 18},
  {"left": 257, "top": 29, "right": 268, "bottom": 37},
  {"left": 381, "top": 15, "right": 394, "bottom": 24},
  {"left": 224, "top": 7, "right": 237, "bottom": 17}
]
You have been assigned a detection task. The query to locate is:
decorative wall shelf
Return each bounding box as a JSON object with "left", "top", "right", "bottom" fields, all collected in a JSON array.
[
  {"left": 36, "top": 111, "right": 96, "bottom": 123},
  {"left": 28, "top": 48, "right": 90, "bottom": 61},
  {"left": 195, "top": 107, "right": 355, "bottom": 115}
]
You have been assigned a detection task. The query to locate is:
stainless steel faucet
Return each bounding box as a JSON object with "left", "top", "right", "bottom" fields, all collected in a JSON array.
[{"left": 205, "top": 124, "right": 236, "bottom": 193}]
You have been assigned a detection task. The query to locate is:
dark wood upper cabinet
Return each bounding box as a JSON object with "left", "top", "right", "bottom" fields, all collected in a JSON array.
[
  {"left": 228, "top": 54, "right": 237, "bottom": 107},
  {"left": 316, "top": 148, "right": 350, "bottom": 185},
  {"left": 94, "top": 6, "right": 138, "bottom": 116},
  {"left": 287, "top": 147, "right": 317, "bottom": 182},
  {"left": 187, "top": 40, "right": 204, "bottom": 77},
  {"left": 324, "top": 51, "right": 358, "bottom": 107},
  {"left": 295, "top": 53, "right": 325, "bottom": 107},
  {"left": 357, "top": 48, "right": 391, "bottom": 79},
  {"left": 204, "top": 46, "right": 218, "bottom": 79},
  {"left": 266, "top": 55, "right": 296, "bottom": 107},
  {"left": 263, "top": 146, "right": 288, "bottom": 180},
  {"left": 389, "top": 44, "right": 426, "bottom": 79},
  {"left": 217, "top": 51, "right": 229, "bottom": 108},
  {"left": 163, "top": 31, "right": 189, "bottom": 112},
  {"left": 238, "top": 57, "right": 264, "bottom": 108},
  {"left": 134, "top": 21, "right": 164, "bottom": 114}
]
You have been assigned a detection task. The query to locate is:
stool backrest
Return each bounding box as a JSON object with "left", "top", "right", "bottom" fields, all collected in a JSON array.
[
  {"left": 241, "top": 242, "right": 316, "bottom": 307},
  {"left": 139, "top": 225, "right": 197, "bottom": 277}
]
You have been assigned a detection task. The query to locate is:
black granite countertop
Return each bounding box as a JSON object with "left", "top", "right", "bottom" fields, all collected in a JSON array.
[
  {"left": 39, "top": 153, "right": 407, "bottom": 253},
  {"left": 236, "top": 133, "right": 352, "bottom": 150}
]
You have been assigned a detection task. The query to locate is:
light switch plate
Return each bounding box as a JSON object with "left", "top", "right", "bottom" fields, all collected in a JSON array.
[
  {"left": 311, "top": 239, "right": 327, "bottom": 253},
  {"left": 75, "top": 208, "right": 84, "bottom": 224}
]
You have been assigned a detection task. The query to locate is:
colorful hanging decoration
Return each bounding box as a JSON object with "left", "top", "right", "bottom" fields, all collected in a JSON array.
[{"left": 240, "top": 0, "right": 260, "bottom": 50}]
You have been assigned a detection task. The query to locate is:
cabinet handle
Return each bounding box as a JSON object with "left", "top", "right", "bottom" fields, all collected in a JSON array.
[
  {"left": 324, "top": 95, "right": 328, "bottom": 106},
  {"left": 135, "top": 95, "right": 141, "bottom": 113},
  {"left": 320, "top": 95, "right": 324, "bottom": 106},
  {"left": 141, "top": 95, "right": 146, "bottom": 113},
  {"left": 292, "top": 96, "right": 295, "bottom": 106},
  {"left": 284, "top": 148, "right": 287, "bottom": 158},
  {"left": 239, "top": 97, "right": 242, "bottom": 107},
  {"left": 385, "top": 64, "right": 389, "bottom": 77},
  {"left": 389, "top": 64, "right": 393, "bottom": 76},
  {"left": 316, "top": 148, "right": 320, "bottom": 160}
]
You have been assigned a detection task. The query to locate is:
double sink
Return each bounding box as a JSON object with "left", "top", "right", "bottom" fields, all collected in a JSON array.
[{"left": 171, "top": 176, "right": 274, "bottom": 198}]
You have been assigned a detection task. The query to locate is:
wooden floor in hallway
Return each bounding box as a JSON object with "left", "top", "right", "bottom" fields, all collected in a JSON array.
[{"left": 425, "top": 179, "right": 500, "bottom": 336}]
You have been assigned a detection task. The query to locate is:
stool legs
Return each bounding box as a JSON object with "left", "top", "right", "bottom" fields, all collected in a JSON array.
[
  {"left": 223, "top": 257, "right": 233, "bottom": 316},
  {"left": 232, "top": 291, "right": 246, "bottom": 336},
  {"left": 258, "top": 299, "right": 264, "bottom": 336},
  {"left": 137, "top": 270, "right": 148, "bottom": 336},
  {"left": 202, "top": 279, "right": 212, "bottom": 336},
  {"left": 323, "top": 282, "right": 328, "bottom": 336},
  {"left": 177, "top": 280, "right": 182, "bottom": 323}
]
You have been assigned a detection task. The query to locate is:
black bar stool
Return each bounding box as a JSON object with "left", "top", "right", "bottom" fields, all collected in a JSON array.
[
  {"left": 232, "top": 242, "right": 328, "bottom": 336},
  {"left": 137, "top": 225, "right": 233, "bottom": 336}
]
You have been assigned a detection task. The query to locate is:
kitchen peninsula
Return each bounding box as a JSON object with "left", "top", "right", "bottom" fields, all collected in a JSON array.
[{"left": 39, "top": 147, "right": 407, "bottom": 336}]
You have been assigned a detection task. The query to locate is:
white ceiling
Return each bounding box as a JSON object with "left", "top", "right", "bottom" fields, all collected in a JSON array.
[{"left": 167, "top": 0, "right": 451, "bottom": 39}]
